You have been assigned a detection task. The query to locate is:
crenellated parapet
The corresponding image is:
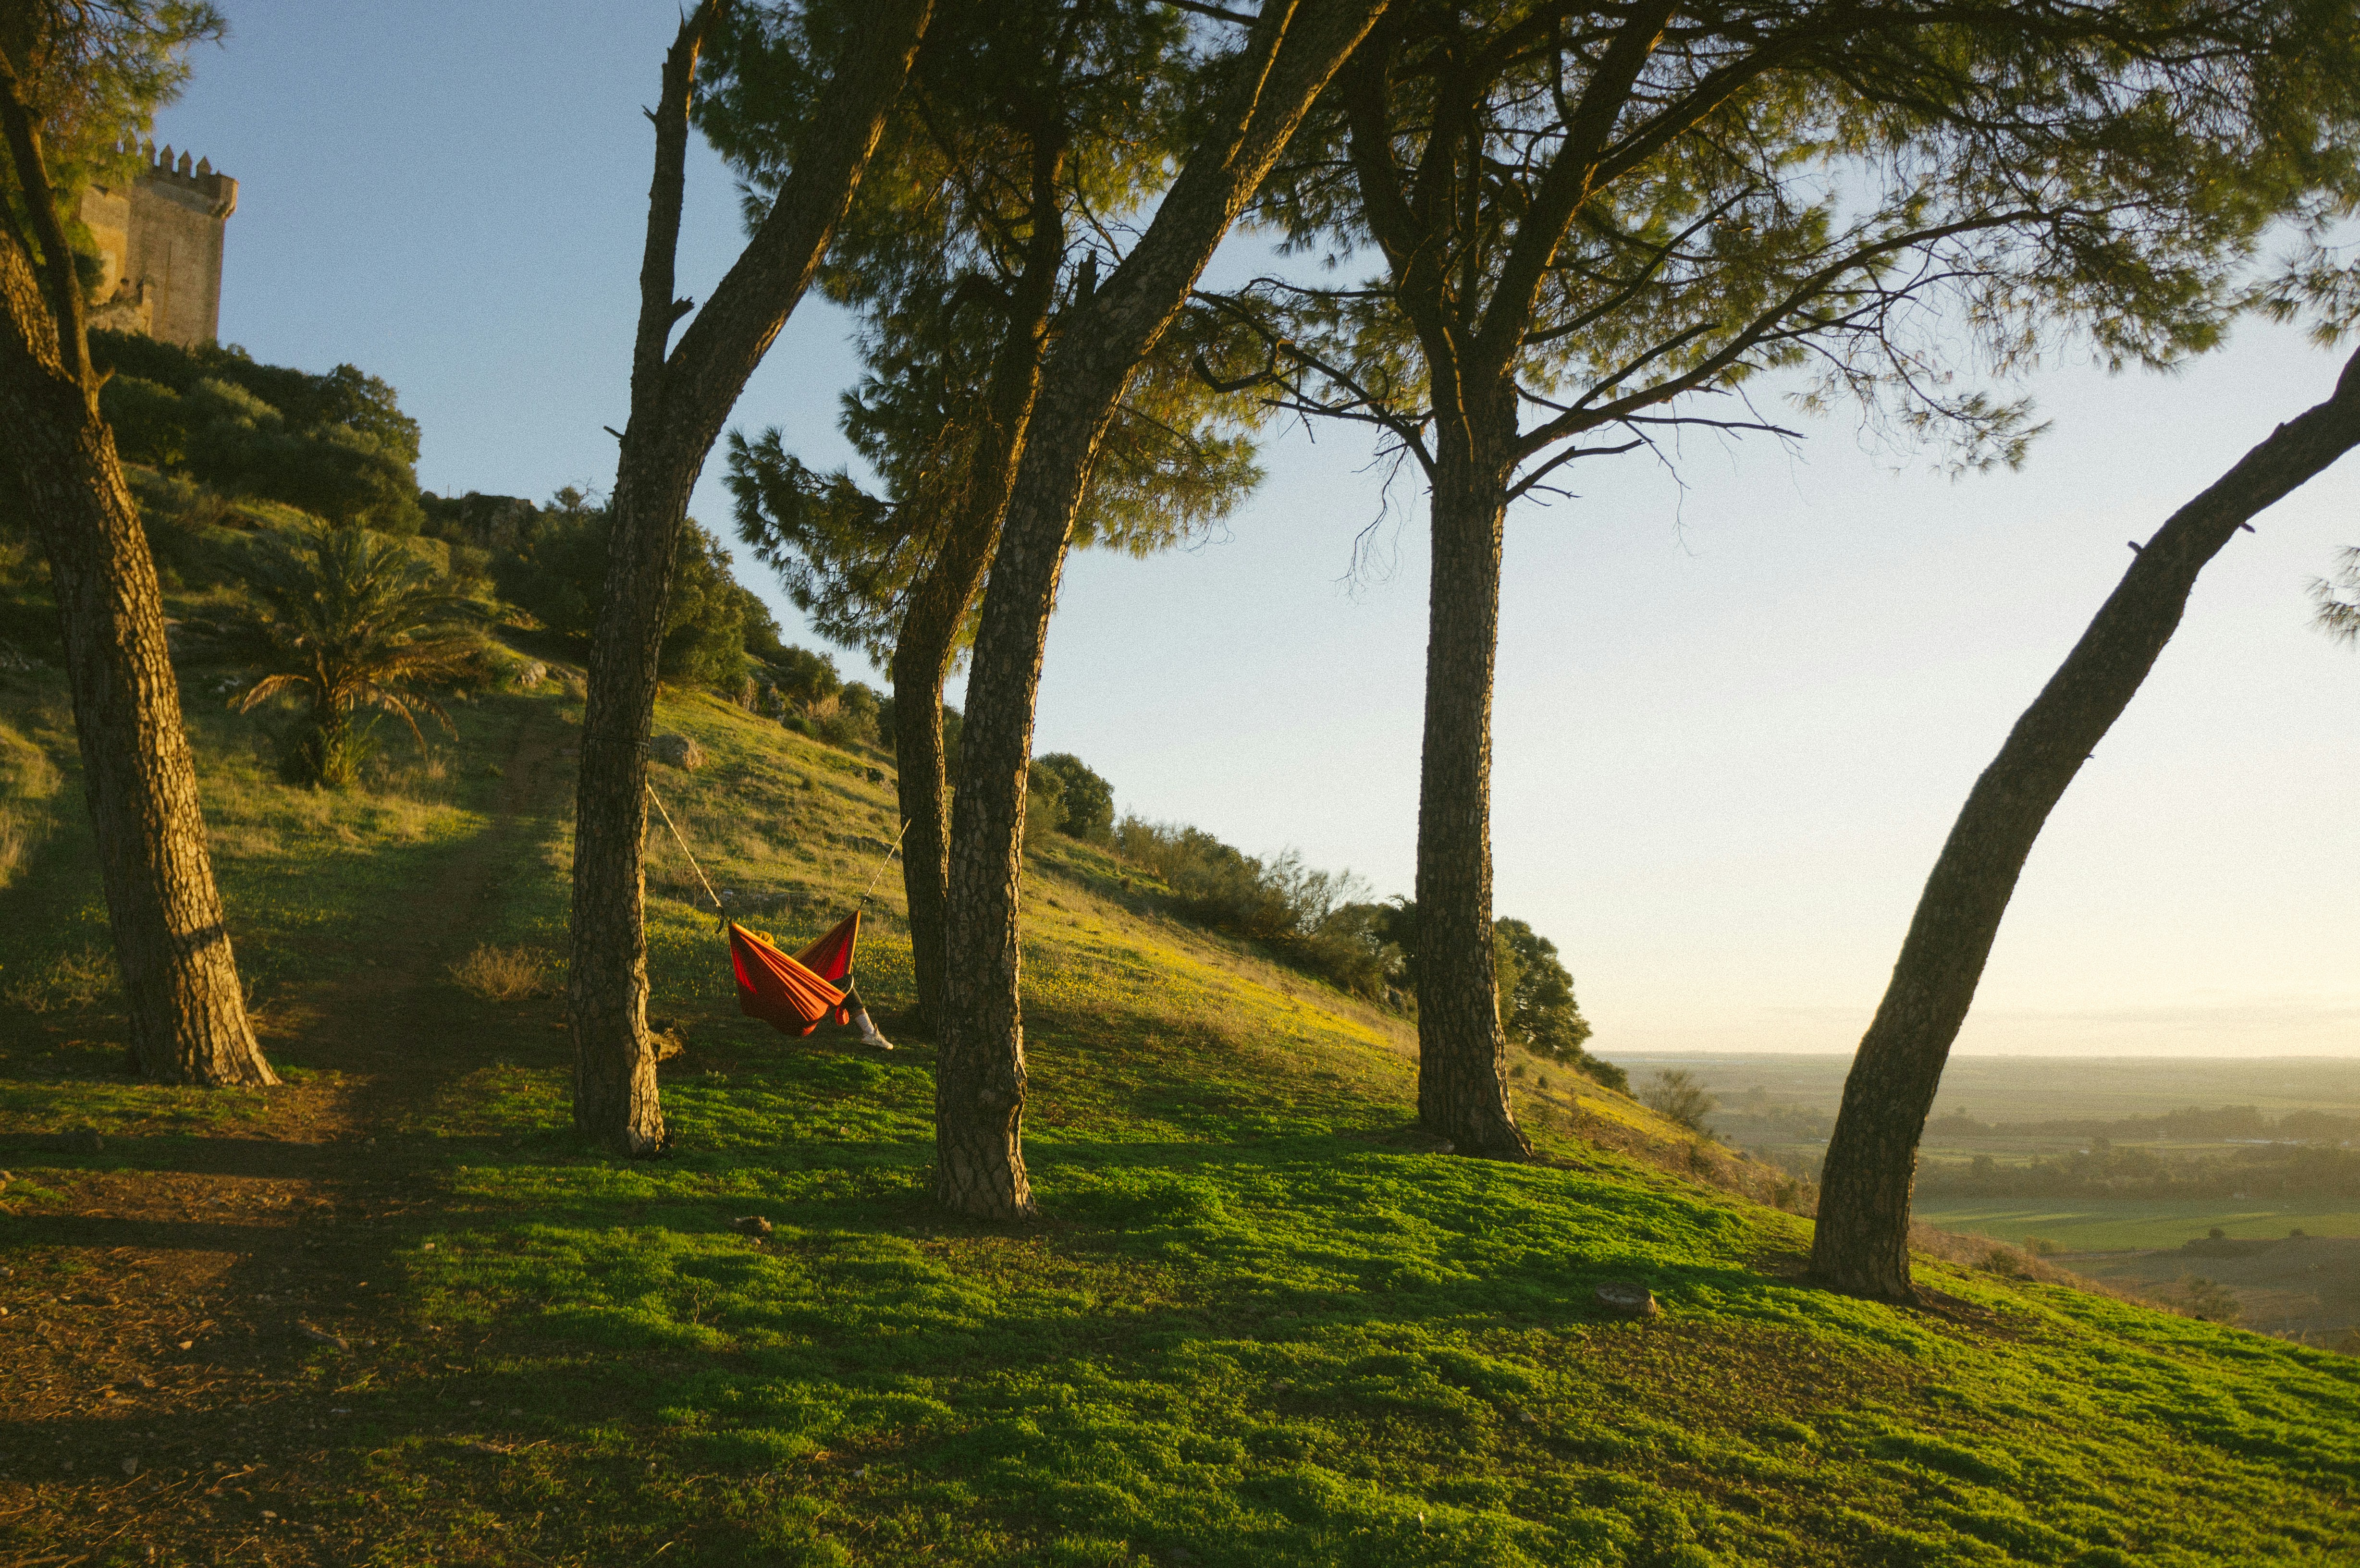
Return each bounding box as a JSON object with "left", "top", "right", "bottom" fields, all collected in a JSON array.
[
  {"left": 79, "top": 139, "right": 239, "bottom": 347},
  {"left": 122, "top": 139, "right": 241, "bottom": 219}
]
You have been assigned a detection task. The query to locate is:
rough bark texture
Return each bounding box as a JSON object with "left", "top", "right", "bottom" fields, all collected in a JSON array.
[
  {"left": 1413, "top": 388, "right": 1526, "bottom": 1157},
  {"left": 934, "top": 0, "right": 1390, "bottom": 1220},
  {"left": 889, "top": 143, "right": 1066, "bottom": 1027},
  {"left": 1812, "top": 344, "right": 2360, "bottom": 1302},
  {"left": 1337, "top": 0, "right": 1676, "bottom": 1158},
  {"left": 568, "top": 0, "right": 930, "bottom": 1153},
  {"left": 0, "top": 74, "right": 271, "bottom": 1088}
]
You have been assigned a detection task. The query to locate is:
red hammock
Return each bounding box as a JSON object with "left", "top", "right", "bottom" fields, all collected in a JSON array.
[{"left": 728, "top": 911, "right": 861, "bottom": 1036}]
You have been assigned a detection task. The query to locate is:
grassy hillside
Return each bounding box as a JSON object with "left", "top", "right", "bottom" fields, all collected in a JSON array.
[{"left": 2, "top": 663, "right": 2357, "bottom": 1566}]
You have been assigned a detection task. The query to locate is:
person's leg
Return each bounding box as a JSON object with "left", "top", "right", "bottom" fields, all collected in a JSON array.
[{"left": 840, "top": 983, "right": 893, "bottom": 1051}]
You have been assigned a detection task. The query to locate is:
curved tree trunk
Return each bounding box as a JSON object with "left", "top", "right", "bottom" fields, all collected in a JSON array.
[
  {"left": 889, "top": 143, "right": 1065, "bottom": 1027},
  {"left": 933, "top": 0, "right": 1389, "bottom": 1219},
  {"left": 889, "top": 633, "right": 957, "bottom": 1026},
  {"left": 1413, "top": 396, "right": 1526, "bottom": 1157},
  {"left": 0, "top": 71, "right": 270, "bottom": 1088},
  {"left": 568, "top": 0, "right": 929, "bottom": 1152},
  {"left": 1813, "top": 344, "right": 2360, "bottom": 1302}
]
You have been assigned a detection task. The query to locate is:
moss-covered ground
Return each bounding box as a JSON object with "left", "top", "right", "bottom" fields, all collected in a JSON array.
[{"left": 0, "top": 666, "right": 2354, "bottom": 1566}]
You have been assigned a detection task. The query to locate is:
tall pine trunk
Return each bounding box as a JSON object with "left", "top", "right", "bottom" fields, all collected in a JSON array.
[
  {"left": 1812, "top": 345, "right": 2360, "bottom": 1301},
  {"left": 0, "top": 77, "right": 270, "bottom": 1088},
  {"left": 932, "top": 0, "right": 1389, "bottom": 1218},
  {"left": 1413, "top": 393, "right": 1526, "bottom": 1156},
  {"left": 888, "top": 145, "right": 1064, "bottom": 1027},
  {"left": 888, "top": 484, "right": 1016, "bottom": 1030},
  {"left": 568, "top": 0, "right": 929, "bottom": 1152}
]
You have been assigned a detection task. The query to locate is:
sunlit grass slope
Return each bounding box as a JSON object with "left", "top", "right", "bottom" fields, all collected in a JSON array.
[{"left": 4, "top": 667, "right": 2358, "bottom": 1564}]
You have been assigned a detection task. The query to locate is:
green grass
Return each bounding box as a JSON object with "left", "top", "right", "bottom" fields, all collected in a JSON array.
[
  {"left": 5, "top": 671, "right": 2360, "bottom": 1564},
  {"left": 1914, "top": 1199, "right": 2360, "bottom": 1252}
]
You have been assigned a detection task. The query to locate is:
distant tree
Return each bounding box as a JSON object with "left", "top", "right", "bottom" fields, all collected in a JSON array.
[
  {"left": 765, "top": 642, "right": 840, "bottom": 710},
  {"left": 1642, "top": 1069, "right": 1715, "bottom": 1134},
  {"left": 1493, "top": 918, "right": 1594, "bottom": 1065},
  {"left": 1814, "top": 343, "right": 2360, "bottom": 1303},
  {"left": 565, "top": 0, "right": 931, "bottom": 1156},
  {"left": 1032, "top": 752, "right": 1112, "bottom": 843},
  {"left": 2169, "top": 1275, "right": 2243, "bottom": 1325},
  {"left": 228, "top": 523, "right": 484, "bottom": 787},
  {"left": 0, "top": 0, "right": 272, "bottom": 1086}
]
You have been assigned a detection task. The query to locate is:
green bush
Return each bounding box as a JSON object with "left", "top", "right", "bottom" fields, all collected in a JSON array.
[
  {"left": 494, "top": 491, "right": 767, "bottom": 696},
  {"left": 1034, "top": 753, "right": 1115, "bottom": 843},
  {"left": 1114, "top": 817, "right": 1394, "bottom": 996},
  {"left": 92, "top": 331, "right": 426, "bottom": 535}
]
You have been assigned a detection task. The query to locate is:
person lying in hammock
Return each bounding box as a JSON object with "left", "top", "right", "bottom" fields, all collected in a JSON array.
[{"left": 728, "top": 912, "right": 893, "bottom": 1052}]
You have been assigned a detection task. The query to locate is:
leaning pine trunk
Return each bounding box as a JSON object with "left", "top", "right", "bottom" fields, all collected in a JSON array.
[
  {"left": 1812, "top": 344, "right": 2360, "bottom": 1301},
  {"left": 888, "top": 145, "right": 1063, "bottom": 1027},
  {"left": 567, "top": 0, "right": 929, "bottom": 1152},
  {"left": 889, "top": 620, "right": 960, "bottom": 1026},
  {"left": 933, "top": 0, "right": 1390, "bottom": 1219},
  {"left": 1413, "top": 391, "right": 1528, "bottom": 1158},
  {"left": 0, "top": 81, "right": 270, "bottom": 1088}
]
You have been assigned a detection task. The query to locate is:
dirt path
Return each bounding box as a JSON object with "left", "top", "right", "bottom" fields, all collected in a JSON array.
[{"left": 0, "top": 701, "right": 572, "bottom": 1565}]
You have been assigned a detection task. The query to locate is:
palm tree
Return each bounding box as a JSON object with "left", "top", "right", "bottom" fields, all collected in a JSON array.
[{"left": 231, "top": 523, "right": 484, "bottom": 786}]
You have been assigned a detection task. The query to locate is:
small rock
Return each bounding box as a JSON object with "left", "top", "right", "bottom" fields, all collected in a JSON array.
[
  {"left": 1593, "top": 1281, "right": 1659, "bottom": 1318},
  {"left": 53, "top": 1128, "right": 103, "bottom": 1154},
  {"left": 514, "top": 660, "right": 548, "bottom": 688},
  {"left": 122, "top": 1456, "right": 139, "bottom": 1476},
  {"left": 731, "top": 1215, "right": 774, "bottom": 1239},
  {"left": 651, "top": 733, "right": 706, "bottom": 770}
]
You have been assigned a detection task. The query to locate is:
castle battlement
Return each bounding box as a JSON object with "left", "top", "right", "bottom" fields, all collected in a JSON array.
[{"left": 80, "top": 139, "right": 237, "bottom": 346}]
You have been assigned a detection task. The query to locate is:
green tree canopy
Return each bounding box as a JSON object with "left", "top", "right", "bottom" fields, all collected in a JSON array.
[
  {"left": 498, "top": 490, "right": 770, "bottom": 695},
  {"left": 709, "top": 0, "right": 1265, "bottom": 668},
  {"left": 1033, "top": 751, "right": 1114, "bottom": 842},
  {"left": 90, "top": 331, "right": 425, "bottom": 533}
]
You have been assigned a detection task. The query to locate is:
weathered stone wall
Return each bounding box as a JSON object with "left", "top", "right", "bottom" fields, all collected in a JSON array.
[{"left": 78, "top": 143, "right": 237, "bottom": 348}]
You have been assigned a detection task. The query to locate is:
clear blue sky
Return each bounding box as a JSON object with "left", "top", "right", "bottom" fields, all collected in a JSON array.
[{"left": 158, "top": 2, "right": 2360, "bottom": 1058}]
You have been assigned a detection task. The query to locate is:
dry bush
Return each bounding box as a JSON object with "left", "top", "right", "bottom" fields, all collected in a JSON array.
[
  {"left": 2, "top": 948, "right": 119, "bottom": 1012},
  {"left": 0, "top": 814, "right": 26, "bottom": 889},
  {"left": 449, "top": 944, "right": 550, "bottom": 1002}
]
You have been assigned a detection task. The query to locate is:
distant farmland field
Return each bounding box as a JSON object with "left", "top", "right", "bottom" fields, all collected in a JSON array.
[{"left": 1915, "top": 1197, "right": 2360, "bottom": 1252}]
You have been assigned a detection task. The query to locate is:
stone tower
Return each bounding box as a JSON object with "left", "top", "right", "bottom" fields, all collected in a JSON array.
[{"left": 78, "top": 141, "right": 238, "bottom": 347}]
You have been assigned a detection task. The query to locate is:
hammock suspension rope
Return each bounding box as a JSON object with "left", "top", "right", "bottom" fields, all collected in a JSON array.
[{"left": 644, "top": 780, "right": 899, "bottom": 1051}]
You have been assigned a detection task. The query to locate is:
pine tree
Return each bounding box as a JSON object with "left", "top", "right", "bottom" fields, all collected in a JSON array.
[{"left": 0, "top": 1, "right": 274, "bottom": 1086}]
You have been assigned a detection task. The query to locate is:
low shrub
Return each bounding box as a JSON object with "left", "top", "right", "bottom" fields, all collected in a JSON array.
[{"left": 449, "top": 944, "right": 551, "bottom": 1003}]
